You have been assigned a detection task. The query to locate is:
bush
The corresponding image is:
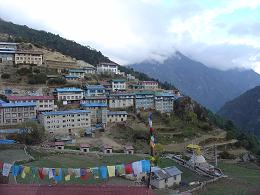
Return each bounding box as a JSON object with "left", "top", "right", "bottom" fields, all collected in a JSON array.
[
  {"left": 219, "top": 150, "right": 235, "bottom": 159},
  {"left": 1, "top": 73, "right": 10, "bottom": 79},
  {"left": 15, "top": 120, "right": 45, "bottom": 145},
  {"left": 48, "top": 77, "right": 67, "bottom": 85},
  {"left": 17, "top": 68, "right": 32, "bottom": 75},
  {"left": 28, "top": 73, "right": 47, "bottom": 84}
]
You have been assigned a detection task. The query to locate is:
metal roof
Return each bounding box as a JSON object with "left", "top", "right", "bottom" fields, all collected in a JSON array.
[
  {"left": 112, "top": 79, "right": 126, "bottom": 82},
  {"left": 8, "top": 95, "right": 55, "bottom": 101},
  {"left": 55, "top": 88, "right": 83, "bottom": 93},
  {"left": 0, "top": 50, "right": 16, "bottom": 54},
  {"left": 163, "top": 166, "right": 182, "bottom": 177},
  {"left": 155, "top": 92, "right": 175, "bottom": 97},
  {"left": 0, "top": 42, "right": 18, "bottom": 45},
  {"left": 107, "top": 111, "right": 128, "bottom": 115},
  {"left": 64, "top": 75, "right": 80, "bottom": 78},
  {"left": 81, "top": 103, "right": 107, "bottom": 107},
  {"left": 68, "top": 69, "right": 86, "bottom": 73},
  {"left": 41, "top": 109, "right": 91, "bottom": 116},
  {"left": 85, "top": 85, "right": 105, "bottom": 90},
  {"left": 0, "top": 184, "right": 152, "bottom": 195},
  {"left": 0, "top": 128, "right": 28, "bottom": 134},
  {"left": 0, "top": 102, "right": 36, "bottom": 107}
]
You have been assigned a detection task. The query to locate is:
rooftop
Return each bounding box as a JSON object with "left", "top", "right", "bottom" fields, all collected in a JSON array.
[
  {"left": 68, "top": 69, "right": 86, "bottom": 73},
  {"left": 112, "top": 79, "right": 126, "bottom": 82},
  {"left": 0, "top": 184, "right": 152, "bottom": 195},
  {"left": 55, "top": 141, "right": 65, "bottom": 146},
  {"left": 85, "top": 85, "right": 105, "bottom": 90},
  {"left": 64, "top": 75, "right": 80, "bottom": 78},
  {"left": 0, "top": 42, "right": 18, "bottom": 45},
  {"left": 98, "top": 62, "right": 118, "bottom": 67},
  {"left": 81, "top": 103, "right": 107, "bottom": 107},
  {"left": 0, "top": 102, "right": 36, "bottom": 108},
  {"left": 16, "top": 50, "right": 43, "bottom": 55},
  {"left": 55, "top": 88, "right": 83, "bottom": 93},
  {"left": 155, "top": 92, "right": 175, "bottom": 97},
  {"left": 41, "top": 109, "right": 91, "bottom": 116},
  {"left": 84, "top": 96, "right": 107, "bottom": 100},
  {"left": 80, "top": 143, "right": 90, "bottom": 148},
  {"left": 107, "top": 111, "right": 128, "bottom": 115},
  {"left": 8, "top": 95, "right": 55, "bottom": 101}
]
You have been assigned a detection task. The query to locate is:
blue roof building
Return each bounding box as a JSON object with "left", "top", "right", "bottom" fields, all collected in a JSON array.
[
  {"left": 0, "top": 102, "right": 36, "bottom": 107},
  {"left": 40, "top": 109, "right": 91, "bottom": 116},
  {"left": 54, "top": 88, "right": 83, "bottom": 93},
  {"left": 84, "top": 85, "right": 106, "bottom": 97}
]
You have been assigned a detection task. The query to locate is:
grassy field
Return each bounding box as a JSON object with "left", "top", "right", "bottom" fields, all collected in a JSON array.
[
  {"left": 16, "top": 151, "right": 147, "bottom": 185},
  {"left": 195, "top": 162, "right": 260, "bottom": 195}
]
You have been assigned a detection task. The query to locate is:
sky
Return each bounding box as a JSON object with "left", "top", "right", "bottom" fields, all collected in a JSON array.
[{"left": 1, "top": 0, "right": 260, "bottom": 73}]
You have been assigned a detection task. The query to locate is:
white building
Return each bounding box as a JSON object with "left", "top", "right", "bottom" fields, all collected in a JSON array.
[
  {"left": 38, "top": 109, "right": 91, "bottom": 134},
  {"left": 97, "top": 62, "right": 118, "bottom": 74},
  {"left": 111, "top": 79, "right": 126, "bottom": 92},
  {"left": 151, "top": 166, "right": 182, "bottom": 189},
  {"left": 8, "top": 95, "right": 57, "bottom": 112},
  {"left": 107, "top": 111, "right": 128, "bottom": 123},
  {"left": 54, "top": 88, "right": 84, "bottom": 104},
  {"left": 15, "top": 50, "right": 43, "bottom": 65},
  {"left": 108, "top": 93, "right": 134, "bottom": 109},
  {"left": 134, "top": 91, "right": 155, "bottom": 112},
  {"left": 154, "top": 92, "right": 175, "bottom": 113},
  {"left": 140, "top": 81, "right": 159, "bottom": 90}
]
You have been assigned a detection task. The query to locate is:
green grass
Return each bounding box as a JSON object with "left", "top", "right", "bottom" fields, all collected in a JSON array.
[
  {"left": 16, "top": 153, "right": 147, "bottom": 185},
  {"left": 195, "top": 162, "right": 260, "bottom": 195}
]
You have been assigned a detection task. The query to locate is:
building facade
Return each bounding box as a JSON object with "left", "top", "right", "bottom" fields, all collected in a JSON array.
[
  {"left": 154, "top": 92, "right": 175, "bottom": 113},
  {"left": 134, "top": 91, "right": 155, "bottom": 112},
  {"left": 54, "top": 88, "right": 84, "bottom": 104},
  {"left": 0, "top": 102, "right": 37, "bottom": 126},
  {"left": 107, "top": 111, "right": 128, "bottom": 122},
  {"left": 68, "top": 69, "right": 85, "bottom": 78},
  {"left": 108, "top": 93, "right": 134, "bottom": 109},
  {"left": 140, "top": 81, "right": 159, "bottom": 90},
  {"left": 38, "top": 109, "right": 91, "bottom": 134},
  {"left": 0, "top": 42, "right": 17, "bottom": 65},
  {"left": 111, "top": 79, "right": 126, "bottom": 92},
  {"left": 15, "top": 51, "right": 43, "bottom": 65},
  {"left": 81, "top": 96, "right": 107, "bottom": 104},
  {"left": 97, "top": 62, "right": 118, "bottom": 74},
  {"left": 80, "top": 103, "right": 107, "bottom": 126},
  {"left": 84, "top": 85, "right": 106, "bottom": 97},
  {"left": 8, "top": 96, "right": 57, "bottom": 112}
]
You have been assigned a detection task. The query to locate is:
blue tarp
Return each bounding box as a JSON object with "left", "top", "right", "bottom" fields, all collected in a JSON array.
[{"left": 0, "top": 139, "right": 16, "bottom": 144}]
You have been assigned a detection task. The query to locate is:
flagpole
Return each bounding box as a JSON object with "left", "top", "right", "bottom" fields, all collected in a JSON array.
[{"left": 147, "top": 112, "right": 154, "bottom": 188}]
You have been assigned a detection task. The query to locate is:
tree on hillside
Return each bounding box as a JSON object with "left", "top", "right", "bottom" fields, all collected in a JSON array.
[{"left": 15, "top": 120, "right": 45, "bottom": 145}]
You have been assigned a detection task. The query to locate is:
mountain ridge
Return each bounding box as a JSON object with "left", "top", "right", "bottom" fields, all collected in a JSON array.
[{"left": 131, "top": 51, "right": 260, "bottom": 112}]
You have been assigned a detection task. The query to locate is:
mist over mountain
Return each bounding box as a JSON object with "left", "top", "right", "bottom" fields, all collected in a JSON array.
[{"left": 131, "top": 51, "right": 260, "bottom": 111}]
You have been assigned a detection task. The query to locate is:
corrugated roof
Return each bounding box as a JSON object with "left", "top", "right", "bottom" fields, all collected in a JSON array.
[
  {"left": 85, "top": 85, "right": 105, "bottom": 90},
  {"left": 55, "top": 141, "right": 65, "bottom": 146},
  {"left": 80, "top": 143, "right": 90, "bottom": 148},
  {"left": 41, "top": 109, "right": 91, "bottom": 116},
  {"left": 0, "top": 184, "right": 152, "bottom": 195},
  {"left": 68, "top": 69, "right": 86, "bottom": 73},
  {"left": 8, "top": 95, "right": 55, "bottom": 101},
  {"left": 112, "top": 79, "right": 126, "bottom": 82},
  {"left": 0, "top": 42, "right": 18, "bottom": 45},
  {"left": 0, "top": 102, "right": 36, "bottom": 107},
  {"left": 107, "top": 111, "right": 128, "bottom": 115},
  {"left": 55, "top": 88, "right": 83, "bottom": 93},
  {"left": 81, "top": 103, "right": 107, "bottom": 107},
  {"left": 16, "top": 50, "right": 43, "bottom": 55},
  {"left": 163, "top": 166, "right": 182, "bottom": 176},
  {"left": 64, "top": 75, "right": 80, "bottom": 78}
]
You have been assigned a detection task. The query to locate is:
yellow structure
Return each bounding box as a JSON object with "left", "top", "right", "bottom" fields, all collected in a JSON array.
[{"left": 186, "top": 144, "right": 202, "bottom": 155}]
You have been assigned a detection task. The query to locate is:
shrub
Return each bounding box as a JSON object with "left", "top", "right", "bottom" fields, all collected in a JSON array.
[
  {"left": 1, "top": 73, "right": 10, "bottom": 79},
  {"left": 28, "top": 73, "right": 47, "bottom": 84},
  {"left": 17, "top": 68, "right": 32, "bottom": 75},
  {"left": 219, "top": 150, "right": 235, "bottom": 159},
  {"left": 48, "top": 77, "right": 67, "bottom": 85}
]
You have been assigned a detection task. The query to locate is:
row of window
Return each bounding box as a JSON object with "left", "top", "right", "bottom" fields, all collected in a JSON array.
[
  {"left": 4, "top": 112, "right": 35, "bottom": 118},
  {"left": 3, "top": 107, "right": 35, "bottom": 112},
  {"left": 47, "top": 123, "right": 89, "bottom": 129},
  {"left": 16, "top": 57, "right": 42, "bottom": 61},
  {"left": 59, "top": 95, "right": 83, "bottom": 100},
  {"left": 46, "top": 114, "right": 87, "bottom": 118},
  {"left": 13, "top": 100, "right": 54, "bottom": 103},
  {"left": 46, "top": 118, "right": 88, "bottom": 123}
]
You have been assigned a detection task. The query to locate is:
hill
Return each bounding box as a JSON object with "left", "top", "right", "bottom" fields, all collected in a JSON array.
[
  {"left": 131, "top": 51, "right": 260, "bottom": 112},
  {"left": 218, "top": 86, "right": 260, "bottom": 137}
]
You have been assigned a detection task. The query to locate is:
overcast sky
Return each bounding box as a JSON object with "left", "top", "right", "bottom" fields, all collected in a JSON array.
[{"left": 1, "top": 0, "right": 260, "bottom": 73}]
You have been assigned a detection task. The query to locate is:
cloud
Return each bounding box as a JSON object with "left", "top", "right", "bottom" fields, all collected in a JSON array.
[{"left": 0, "top": 0, "right": 260, "bottom": 73}]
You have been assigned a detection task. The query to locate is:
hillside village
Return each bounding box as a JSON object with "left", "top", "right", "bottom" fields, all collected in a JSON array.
[{"left": 0, "top": 40, "right": 260, "bottom": 195}]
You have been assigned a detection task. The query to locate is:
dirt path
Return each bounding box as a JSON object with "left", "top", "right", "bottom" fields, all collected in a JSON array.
[{"left": 163, "top": 129, "right": 227, "bottom": 152}]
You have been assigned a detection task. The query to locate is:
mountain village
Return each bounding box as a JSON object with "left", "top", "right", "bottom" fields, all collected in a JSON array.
[{"left": 0, "top": 39, "right": 259, "bottom": 195}]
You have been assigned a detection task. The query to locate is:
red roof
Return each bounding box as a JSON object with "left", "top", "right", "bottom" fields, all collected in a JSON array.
[
  {"left": 80, "top": 143, "right": 90, "bottom": 148},
  {"left": 0, "top": 184, "right": 153, "bottom": 195},
  {"left": 55, "top": 142, "right": 65, "bottom": 146},
  {"left": 8, "top": 96, "right": 55, "bottom": 101},
  {"left": 124, "top": 145, "right": 134, "bottom": 150},
  {"left": 103, "top": 144, "right": 112, "bottom": 149}
]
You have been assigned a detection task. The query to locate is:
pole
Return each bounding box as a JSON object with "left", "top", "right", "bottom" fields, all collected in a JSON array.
[
  {"left": 214, "top": 144, "right": 217, "bottom": 167},
  {"left": 147, "top": 112, "right": 155, "bottom": 188}
]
